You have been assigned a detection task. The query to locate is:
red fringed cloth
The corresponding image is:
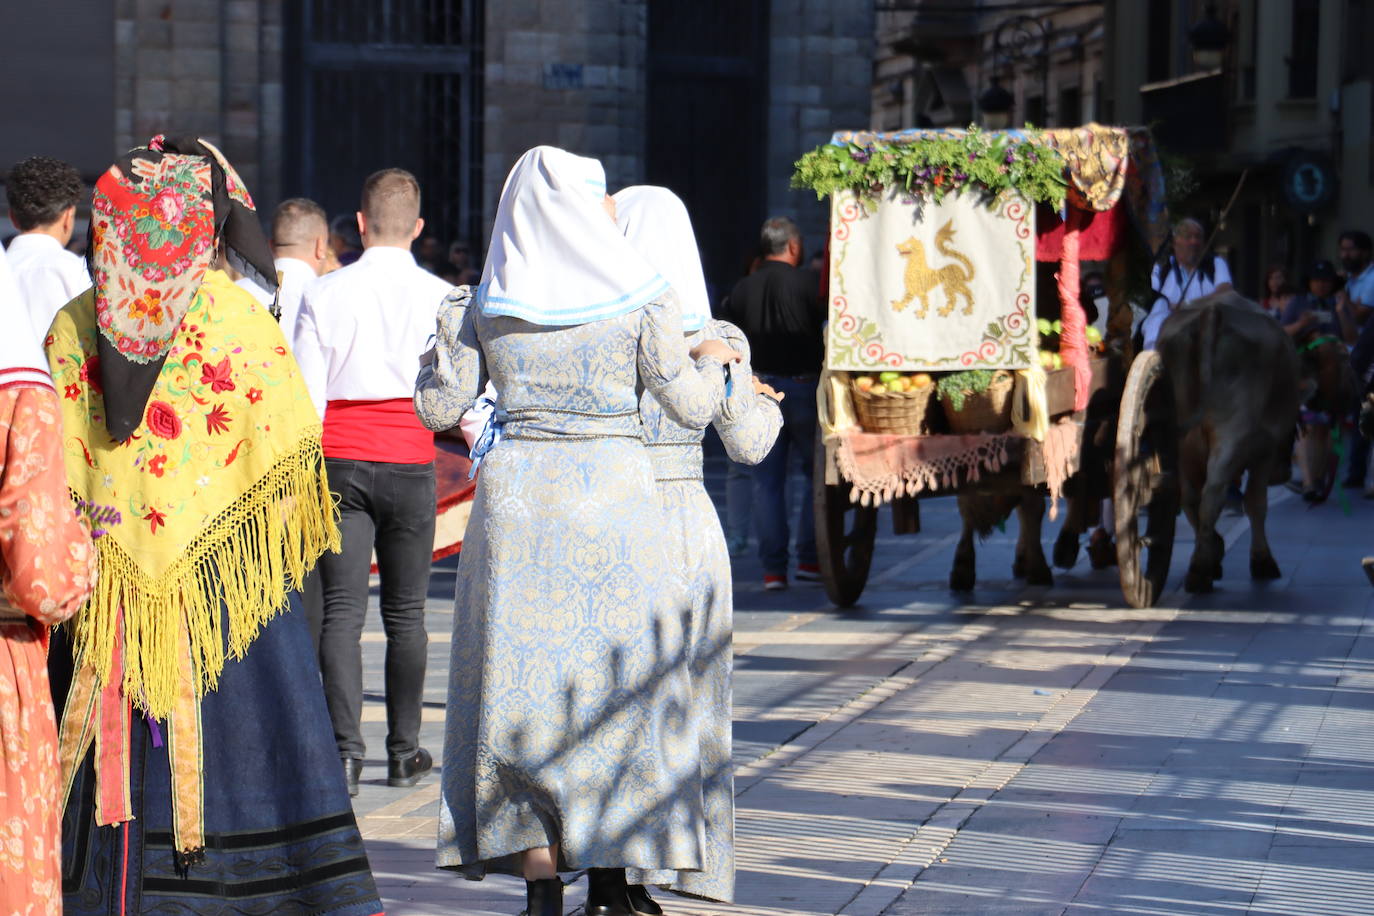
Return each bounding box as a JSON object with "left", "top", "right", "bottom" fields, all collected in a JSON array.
[{"left": 833, "top": 431, "right": 1016, "bottom": 506}]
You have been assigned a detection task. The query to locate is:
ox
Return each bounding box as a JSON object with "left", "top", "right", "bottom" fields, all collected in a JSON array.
[{"left": 1156, "top": 290, "right": 1306, "bottom": 592}]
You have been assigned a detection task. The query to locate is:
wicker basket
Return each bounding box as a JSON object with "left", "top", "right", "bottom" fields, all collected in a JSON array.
[
  {"left": 852, "top": 379, "right": 938, "bottom": 435},
  {"left": 940, "top": 371, "right": 1015, "bottom": 434}
]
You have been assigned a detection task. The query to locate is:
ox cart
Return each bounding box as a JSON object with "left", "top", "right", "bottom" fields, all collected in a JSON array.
[{"left": 793, "top": 125, "right": 1174, "bottom": 609}]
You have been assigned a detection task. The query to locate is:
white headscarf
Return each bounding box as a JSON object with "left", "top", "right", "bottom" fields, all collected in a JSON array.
[
  {"left": 613, "top": 186, "right": 711, "bottom": 333},
  {"left": 0, "top": 243, "right": 53, "bottom": 389},
  {"left": 479, "top": 147, "right": 668, "bottom": 325}
]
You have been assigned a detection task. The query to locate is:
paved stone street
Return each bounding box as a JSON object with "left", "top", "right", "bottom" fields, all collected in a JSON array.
[{"left": 349, "top": 446, "right": 1374, "bottom": 915}]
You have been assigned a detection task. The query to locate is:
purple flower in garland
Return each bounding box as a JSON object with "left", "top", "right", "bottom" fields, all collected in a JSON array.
[
  {"left": 954, "top": 172, "right": 968, "bottom": 182},
  {"left": 1004, "top": 149, "right": 1016, "bottom": 164},
  {"left": 851, "top": 147, "right": 871, "bottom": 164},
  {"left": 967, "top": 152, "right": 977, "bottom": 163}
]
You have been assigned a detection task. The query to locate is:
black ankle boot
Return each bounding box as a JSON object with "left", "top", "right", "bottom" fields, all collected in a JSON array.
[
  {"left": 524, "top": 877, "right": 562, "bottom": 916},
  {"left": 627, "top": 883, "right": 665, "bottom": 916},
  {"left": 585, "top": 867, "right": 634, "bottom": 916}
]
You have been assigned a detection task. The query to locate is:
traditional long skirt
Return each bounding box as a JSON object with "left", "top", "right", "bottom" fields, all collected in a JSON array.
[
  {"left": 628, "top": 478, "right": 735, "bottom": 903},
  {"left": 437, "top": 436, "right": 705, "bottom": 878},
  {"left": 0, "top": 623, "right": 64, "bottom": 914},
  {"left": 56, "top": 606, "right": 382, "bottom": 915}
]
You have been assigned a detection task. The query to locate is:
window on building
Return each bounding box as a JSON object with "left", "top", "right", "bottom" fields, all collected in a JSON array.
[
  {"left": 1288, "top": 0, "right": 1320, "bottom": 98},
  {"left": 1241, "top": 1, "right": 1258, "bottom": 100},
  {"left": 1344, "top": 0, "right": 1372, "bottom": 82},
  {"left": 1057, "top": 86, "right": 1081, "bottom": 127},
  {"left": 1146, "top": 0, "right": 1173, "bottom": 82}
]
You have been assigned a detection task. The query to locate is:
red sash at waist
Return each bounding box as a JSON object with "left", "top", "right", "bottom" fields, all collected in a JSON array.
[{"left": 323, "top": 398, "right": 435, "bottom": 464}]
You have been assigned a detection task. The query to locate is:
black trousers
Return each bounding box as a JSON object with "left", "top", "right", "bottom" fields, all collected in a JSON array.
[{"left": 318, "top": 457, "right": 436, "bottom": 761}]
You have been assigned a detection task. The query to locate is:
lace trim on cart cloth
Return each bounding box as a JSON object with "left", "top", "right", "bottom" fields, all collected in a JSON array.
[
  {"left": 834, "top": 431, "right": 1015, "bottom": 506},
  {"left": 833, "top": 417, "right": 1080, "bottom": 512}
]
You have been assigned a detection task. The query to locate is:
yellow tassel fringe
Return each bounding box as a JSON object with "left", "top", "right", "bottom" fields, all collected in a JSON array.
[{"left": 72, "top": 434, "right": 341, "bottom": 721}]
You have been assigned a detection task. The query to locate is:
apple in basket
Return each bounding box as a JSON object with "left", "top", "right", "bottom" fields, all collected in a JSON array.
[
  {"left": 854, "top": 375, "right": 875, "bottom": 392},
  {"left": 911, "top": 373, "right": 932, "bottom": 388},
  {"left": 870, "top": 383, "right": 888, "bottom": 394}
]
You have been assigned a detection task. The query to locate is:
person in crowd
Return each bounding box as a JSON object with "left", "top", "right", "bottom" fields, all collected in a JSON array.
[
  {"left": 0, "top": 242, "right": 96, "bottom": 915},
  {"left": 1282, "top": 259, "right": 1349, "bottom": 501},
  {"left": 231, "top": 198, "right": 330, "bottom": 337},
  {"left": 1140, "top": 217, "right": 1233, "bottom": 350},
  {"left": 5, "top": 155, "right": 90, "bottom": 337},
  {"left": 267, "top": 197, "right": 331, "bottom": 343},
  {"left": 1340, "top": 232, "right": 1374, "bottom": 492},
  {"left": 414, "top": 146, "right": 738, "bottom": 916},
  {"left": 615, "top": 184, "right": 783, "bottom": 913},
  {"left": 448, "top": 238, "right": 472, "bottom": 273},
  {"left": 720, "top": 216, "right": 825, "bottom": 590},
  {"left": 329, "top": 212, "right": 363, "bottom": 266},
  {"left": 293, "top": 169, "right": 449, "bottom": 797},
  {"left": 46, "top": 135, "right": 380, "bottom": 915},
  {"left": 1261, "top": 265, "right": 1296, "bottom": 320},
  {"left": 416, "top": 233, "right": 445, "bottom": 274},
  {"left": 1283, "top": 259, "right": 1346, "bottom": 340}
]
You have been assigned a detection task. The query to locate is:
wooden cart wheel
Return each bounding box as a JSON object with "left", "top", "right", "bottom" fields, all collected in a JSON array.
[
  {"left": 1114, "top": 349, "right": 1179, "bottom": 608},
  {"left": 813, "top": 433, "right": 878, "bottom": 608}
]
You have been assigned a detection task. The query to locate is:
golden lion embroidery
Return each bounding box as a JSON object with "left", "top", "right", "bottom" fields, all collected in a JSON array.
[{"left": 890, "top": 220, "right": 976, "bottom": 318}]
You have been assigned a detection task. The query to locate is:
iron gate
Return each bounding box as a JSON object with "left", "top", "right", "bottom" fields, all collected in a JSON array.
[{"left": 285, "top": 0, "right": 483, "bottom": 249}]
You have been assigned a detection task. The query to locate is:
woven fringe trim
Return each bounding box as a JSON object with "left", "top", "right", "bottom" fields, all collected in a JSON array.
[
  {"left": 837, "top": 436, "right": 1012, "bottom": 507},
  {"left": 71, "top": 433, "right": 340, "bottom": 721}
]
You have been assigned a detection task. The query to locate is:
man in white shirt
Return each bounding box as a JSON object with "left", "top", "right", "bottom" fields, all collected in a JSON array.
[
  {"left": 293, "top": 169, "right": 451, "bottom": 796},
  {"left": 5, "top": 156, "right": 90, "bottom": 339},
  {"left": 1140, "top": 217, "right": 1233, "bottom": 350},
  {"left": 267, "top": 197, "right": 330, "bottom": 341},
  {"left": 232, "top": 197, "right": 330, "bottom": 338}
]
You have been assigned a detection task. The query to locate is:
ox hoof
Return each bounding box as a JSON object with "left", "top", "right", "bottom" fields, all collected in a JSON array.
[
  {"left": 949, "top": 567, "right": 975, "bottom": 593},
  {"left": 1185, "top": 569, "right": 1215, "bottom": 593},
  {"left": 1251, "top": 554, "right": 1282, "bottom": 580},
  {"left": 1087, "top": 535, "right": 1117, "bottom": 570},
  {"left": 1052, "top": 532, "right": 1080, "bottom": 569}
]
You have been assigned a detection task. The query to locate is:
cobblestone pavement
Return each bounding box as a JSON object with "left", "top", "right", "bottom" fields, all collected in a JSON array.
[{"left": 348, "top": 446, "right": 1374, "bottom": 915}]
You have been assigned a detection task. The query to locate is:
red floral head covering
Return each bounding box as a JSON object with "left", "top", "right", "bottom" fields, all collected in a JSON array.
[{"left": 89, "top": 135, "right": 277, "bottom": 439}]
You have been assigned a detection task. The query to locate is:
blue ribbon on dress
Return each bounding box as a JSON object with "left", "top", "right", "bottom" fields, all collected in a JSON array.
[{"left": 467, "top": 407, "right": 503, "bottom": 480}]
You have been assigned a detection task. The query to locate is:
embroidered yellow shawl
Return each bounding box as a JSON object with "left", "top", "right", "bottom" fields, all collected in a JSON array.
[{"left": 47, "top": 269, "right": 339, "bottom": 720}]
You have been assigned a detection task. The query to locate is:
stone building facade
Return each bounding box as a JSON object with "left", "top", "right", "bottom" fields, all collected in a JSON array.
[
  {"left": 1, "top": 0, "right": 873, "bottom": 292},
  {"left": 870, "top": 2, "right": 1106, "bottom": 133},
  {"left": 1102, "top": 0, "right": 1374, "bottom": 292}
]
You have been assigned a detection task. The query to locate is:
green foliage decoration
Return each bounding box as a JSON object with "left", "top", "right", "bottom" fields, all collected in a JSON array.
[
  {"left": 935, "top": 369, "right": 1011, "bottom": 411},
  {"left": 791, "top": 127, "right": 1068, "bottom": 208}
]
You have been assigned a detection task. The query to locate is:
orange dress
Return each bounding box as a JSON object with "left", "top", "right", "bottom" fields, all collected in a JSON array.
[{"left": 0, "top": 384, "right": 96, "bottom": 914}]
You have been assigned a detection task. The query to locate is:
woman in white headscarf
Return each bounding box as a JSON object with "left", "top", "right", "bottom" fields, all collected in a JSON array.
[
  {"left": 415, "top": 148, "right": 738, "bottom": 916},
  {"left": 614, "top": 186, "right": 781, "bottom": 913}
]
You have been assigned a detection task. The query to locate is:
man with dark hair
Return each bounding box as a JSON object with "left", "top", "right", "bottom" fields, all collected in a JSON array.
[
  {"left": 293, "top": 168, "right": 449, "bottom": 795},
  {"left": 721, "top": 215, "right": 825, "bottom": 590},
  {"left": 5, "top": 156, "right": 89, "bottom": 338},
  {"left": 329, "top": 212, "right": 363, "bottom": 266}
]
